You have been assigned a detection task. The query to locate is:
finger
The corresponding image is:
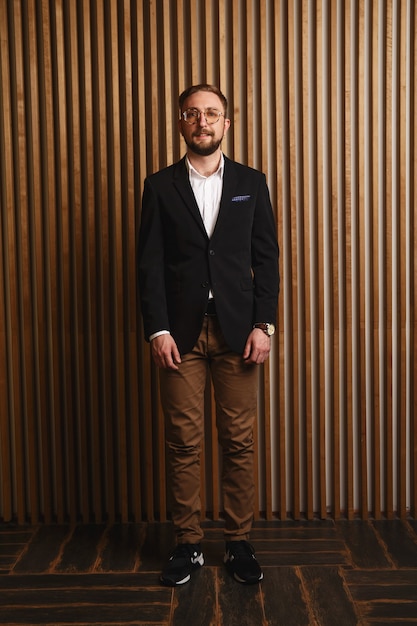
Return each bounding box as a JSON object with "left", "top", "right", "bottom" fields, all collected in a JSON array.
[
  {"left": 242, "top": 344, "right": 251, "bottom": 360},
  {"left": 172, "top": 350, "right": 181, "bottom": 365}
]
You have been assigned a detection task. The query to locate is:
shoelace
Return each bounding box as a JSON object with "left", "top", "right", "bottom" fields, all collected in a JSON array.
[
  {"left": 227, "top": 541, "right": 255, "bottom": 559},
  {"left": 171, "top": 544, "right": 199, "bottom": 560}
]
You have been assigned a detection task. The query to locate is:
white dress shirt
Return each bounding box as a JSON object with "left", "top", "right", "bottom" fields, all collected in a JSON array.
[{"left": 186, "top": 154, "right": 224, "bottom": 238}]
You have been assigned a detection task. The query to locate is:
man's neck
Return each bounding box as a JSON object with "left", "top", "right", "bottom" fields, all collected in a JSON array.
[{"left": 186, "top": 150, "right": 222, "bottom": 177}]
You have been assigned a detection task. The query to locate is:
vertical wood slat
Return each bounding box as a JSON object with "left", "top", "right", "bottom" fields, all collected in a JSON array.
[
  {"left": 336, "top": 0, "right": 347, "bottom": 520},
  {"left": 289, "top": 0, "right": 301, "bottom": 521},
  {"left": 258, "top": 0, "right": 273, "bottom": 521},
  {"left": 35, "top": 0, "right": 56, "bottom": 525},
  {"left": 56, "top": 0, "right": 74, "bottom": 524},
  {"left": 0, "top": 0, "right": 14, "bottom": 523},
  {"left": 301, "top": 0, "right": 314, "bottom": 520},
  {"left": 406, "top": 0, "right": 416, "bottom": 519},
  {"left": 307, "top": 0, "right": 322, "bottom": 518},
  {"left": 385, "top": 0, "right": 396, "bottom": 521},
  {"left": 395, "top": 0, "right": 407, "bottom": 521},
  {"left": 11, "top": 0, "right": 33, "bottom": 524},
  {"left": 292, "top": 0, "right": 305, "bottom": 519},
  {"left": 347, "top": 0, "right": 358, "bottom": 521},
  {"left": 47, "top": 0, "right": 64, "bottom": 524},
  {"left": 274, "top": 0, "right": 287, "bottom": 521},
  {"left": 0, "top": 0, "right": 415, "bottom": 524},
  {"left": 375, "top": 0, "right": 387, "bottom": 522},
  {"left": 277, "top": 0, "right": 291, "bottom": 519},
  {"left": 87, "top": 0, "right": 103, "bottom": 524}
]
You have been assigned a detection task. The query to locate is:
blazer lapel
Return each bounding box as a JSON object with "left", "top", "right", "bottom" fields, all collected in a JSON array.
[
  {"left": 211, "top": 157, "right": 238, "bottom": 236},
  {"left": 173, "top": 158, "right": 207, "bottom": 237}
]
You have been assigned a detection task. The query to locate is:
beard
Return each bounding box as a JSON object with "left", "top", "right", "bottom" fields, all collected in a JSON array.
[{"left": 184, "top": 131, "right": 223, "bottom": 156}]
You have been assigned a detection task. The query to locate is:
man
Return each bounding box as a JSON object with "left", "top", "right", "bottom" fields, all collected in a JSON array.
[{"left": 137, "top": 84, "right": 279, "bottom": 586}]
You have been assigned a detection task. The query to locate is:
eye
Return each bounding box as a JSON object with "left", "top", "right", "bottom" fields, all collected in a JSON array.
[
  {"left": 186, "top": 109, "right": 199, "bottom": 119},
  {"left": 205, "top": 108, "right": 220, "bottom": 121}
]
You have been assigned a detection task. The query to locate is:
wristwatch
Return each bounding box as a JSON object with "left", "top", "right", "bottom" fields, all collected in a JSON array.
[{"left": 253, "top": 322, "right": 276, "bottom": 336}]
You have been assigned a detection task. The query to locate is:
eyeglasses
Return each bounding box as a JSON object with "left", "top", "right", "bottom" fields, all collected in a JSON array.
[{"left": 181, "top": 107, "right": 224, "bottom": 125}]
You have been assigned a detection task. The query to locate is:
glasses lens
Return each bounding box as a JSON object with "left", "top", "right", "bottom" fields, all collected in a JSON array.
[
  {"left": 183, "top": 109, "right": 199, "bottom": 123},
  {"left": 204, "top": 108, "right": 221, "bottom": 124},
  {"left": 183, "top": 108, "right": 222, "bottom": 124}
]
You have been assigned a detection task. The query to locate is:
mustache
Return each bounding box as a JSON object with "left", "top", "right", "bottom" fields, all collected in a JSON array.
[{"left": 192, "top": 130, "right": 214, "bottom": 137}]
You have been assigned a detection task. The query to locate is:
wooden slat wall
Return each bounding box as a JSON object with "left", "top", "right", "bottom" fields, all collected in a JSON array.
[{"left": 0, "top": 0, "right": 415, "bottom": 524}]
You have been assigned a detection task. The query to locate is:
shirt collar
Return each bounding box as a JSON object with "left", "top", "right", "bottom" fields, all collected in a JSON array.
[{"left": 185, "top": 153, "right": 224, "bottom": 180}]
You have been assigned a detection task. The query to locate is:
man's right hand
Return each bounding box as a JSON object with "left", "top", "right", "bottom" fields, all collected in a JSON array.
[{"left": 150, "top": 334, "right": 181, "bottom": 370}]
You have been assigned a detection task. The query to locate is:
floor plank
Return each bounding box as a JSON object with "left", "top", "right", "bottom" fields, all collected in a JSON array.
[
  {"left": 216, "top": 569, "right": 265, "bottom": 626},
  {"left": 172, "top": 567, "right": 216, "bottom": 626},
  {"left": 372, "top": 520, "right": 417, "bottom": 568},
  {"left": 0, "top": 604, "right": 170, "bottom": 625},
  {"left": 261, "top": 567, "right": 311, "bottom": 626},
  {"left": 55, "top": 524, "right": 107, "bottom": 573},
  {"left": 300, "top": 566, "right": 359, "bottom": 626},
  {"left": 98, "top": 523, "right": 147, "bottom": 572},
  {"left": 337, "top": 520, "right": 392, "bottom": 568},
  {"left": 12, "top": 525, "right": 71, "bottom": 573}
]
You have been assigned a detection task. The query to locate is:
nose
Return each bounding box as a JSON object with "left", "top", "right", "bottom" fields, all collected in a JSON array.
[{"left": 197, "top": 111, "right": 208, "bottom": 127}]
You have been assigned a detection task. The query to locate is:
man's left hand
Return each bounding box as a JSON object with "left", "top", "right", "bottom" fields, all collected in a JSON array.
[{"left": 242, "top": 328, "right": 272, "bottom": 364}]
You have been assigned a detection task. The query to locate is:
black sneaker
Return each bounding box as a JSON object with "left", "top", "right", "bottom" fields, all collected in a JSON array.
[
  {"left": 224, "top": 540, "right": 263, "bottom": 584},
  {"left": 160, "top": 543, "right": 204, "bottom": 586}
]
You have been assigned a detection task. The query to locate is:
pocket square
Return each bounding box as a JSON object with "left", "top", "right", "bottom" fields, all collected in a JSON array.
[{"left": 232, "top": 195, "right": 251, "bottom": 202}]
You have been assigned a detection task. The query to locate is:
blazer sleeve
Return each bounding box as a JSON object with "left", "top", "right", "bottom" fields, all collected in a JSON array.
[
  {"left": 137, "top": 176, "right": 170, "bottom": 340},
  {"left": 250, "top": 173, "right": 280, "bottom": 324}
]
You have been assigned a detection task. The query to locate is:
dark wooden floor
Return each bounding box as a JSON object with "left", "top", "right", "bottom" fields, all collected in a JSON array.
[{"left": 1, "top": 518, "right": 417, "bottom": 625}]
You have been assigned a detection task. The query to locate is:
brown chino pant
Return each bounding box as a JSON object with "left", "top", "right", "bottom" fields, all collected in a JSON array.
[{"left": 159, "top": 315, "right": 259, "bottom": 545}]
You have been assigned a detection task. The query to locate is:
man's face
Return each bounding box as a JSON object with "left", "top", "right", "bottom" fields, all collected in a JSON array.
[{"left": 178, "top": 90, "right": 230, "bottom": 157}]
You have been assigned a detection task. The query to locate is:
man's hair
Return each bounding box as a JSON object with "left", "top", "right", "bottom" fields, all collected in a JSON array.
[{"left": 179, "top": 84, "right": 228, "bottom": 117}]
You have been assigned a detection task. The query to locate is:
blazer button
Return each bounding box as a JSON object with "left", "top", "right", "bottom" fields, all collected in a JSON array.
[
  {"left": 209, "top": 249, "right": 215, "bottom": 255},
  {"left": 201, "top": 281, "right": 209, "bottom": 287}
]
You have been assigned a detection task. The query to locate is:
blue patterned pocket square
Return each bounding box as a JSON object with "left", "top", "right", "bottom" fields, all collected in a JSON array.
[{"left": 231, "top": 195, "right": 251, "bottom": 202}]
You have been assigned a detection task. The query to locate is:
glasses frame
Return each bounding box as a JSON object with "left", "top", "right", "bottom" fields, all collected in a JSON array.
[{"left": 181, "top": 107, "right": 224, "bottom": 125}]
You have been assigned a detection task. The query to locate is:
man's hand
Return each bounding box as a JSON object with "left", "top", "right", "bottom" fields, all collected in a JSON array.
[
  {"left": 243, "top": 328, "right": 272, "bottom": 364},
  {"left": 151, "top": 334, "right": 181, "bottom": 370}
]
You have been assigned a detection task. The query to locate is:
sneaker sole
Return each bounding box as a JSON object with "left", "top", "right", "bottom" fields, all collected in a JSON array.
[
  {"left": 233, "top": 570, "right": 264, "bottom": 584},
  {"left": 160, "top": 572, "right": 191, "bottom": 586}
]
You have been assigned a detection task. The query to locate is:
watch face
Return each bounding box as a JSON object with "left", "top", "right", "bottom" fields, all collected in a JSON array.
[{"left": 266, "top": 323, "right": 275, "bottom": 336}]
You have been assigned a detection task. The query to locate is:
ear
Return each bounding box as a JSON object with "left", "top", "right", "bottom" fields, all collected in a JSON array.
[
  {"left": 178, "top": 117, "right": 184, "bottom": 135},
  {"left": 223, "top": 117, "right": 231, "bottom": 136}
]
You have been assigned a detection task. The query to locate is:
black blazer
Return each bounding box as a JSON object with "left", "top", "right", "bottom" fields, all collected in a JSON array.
[{"left": 137, "top": 156, "right": 279, "bottom": 355}]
